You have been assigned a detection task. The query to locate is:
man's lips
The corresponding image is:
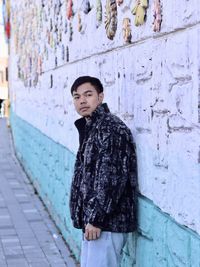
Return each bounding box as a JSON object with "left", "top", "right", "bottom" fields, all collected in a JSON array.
[{"left": 80, "top": 107, "right": 89, "bottom": 111}]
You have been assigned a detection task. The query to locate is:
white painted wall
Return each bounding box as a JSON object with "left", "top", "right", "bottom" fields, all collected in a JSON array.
[{"left": 9, "top": 0, "right": 200, "bottom": 234}]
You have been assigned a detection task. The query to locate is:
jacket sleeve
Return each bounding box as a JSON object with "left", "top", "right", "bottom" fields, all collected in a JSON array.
[{"left": 84, "top": 128, "right": 137, "bottom": 226}]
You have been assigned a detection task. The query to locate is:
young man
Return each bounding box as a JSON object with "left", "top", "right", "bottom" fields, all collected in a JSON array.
[{"left": 70, "top": 76, "right": 138, "bottom": 267}]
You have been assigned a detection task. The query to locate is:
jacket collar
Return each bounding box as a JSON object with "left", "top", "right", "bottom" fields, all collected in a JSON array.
[{"left": 74, "top": 103, "right": 110, "bottom": 132}]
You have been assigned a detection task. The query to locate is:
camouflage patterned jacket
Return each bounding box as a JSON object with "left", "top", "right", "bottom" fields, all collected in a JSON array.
[{"left": 70, "top": 103, "right": 138, "bottom": 232}]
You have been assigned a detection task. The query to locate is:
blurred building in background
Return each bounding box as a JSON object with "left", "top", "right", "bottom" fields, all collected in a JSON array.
[{"left": 0, "top": 0, "right": 8, "bottom": 117}]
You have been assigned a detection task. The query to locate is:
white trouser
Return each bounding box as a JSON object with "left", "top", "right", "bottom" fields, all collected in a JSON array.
[{"left": 81, "top": 232, "right": 128, "bottom": 267}]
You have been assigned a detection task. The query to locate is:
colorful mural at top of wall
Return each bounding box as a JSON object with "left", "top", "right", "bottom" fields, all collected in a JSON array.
[{"left": 7, "top": 0, "right": 162, "bottom": 88}]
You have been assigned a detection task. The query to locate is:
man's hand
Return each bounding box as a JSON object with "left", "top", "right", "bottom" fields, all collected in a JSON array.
[{"left": 84, "top": 223, "right": 101, "bottom": 241}]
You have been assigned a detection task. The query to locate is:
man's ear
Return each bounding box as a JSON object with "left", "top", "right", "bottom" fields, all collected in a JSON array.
[{"left": 98, "top": 92, "right": 104, "bottom": 103}]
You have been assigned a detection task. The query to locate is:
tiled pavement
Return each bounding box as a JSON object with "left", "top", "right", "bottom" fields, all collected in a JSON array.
[{"left": 0, "top": 118, "right": 79, "bottom": 267}]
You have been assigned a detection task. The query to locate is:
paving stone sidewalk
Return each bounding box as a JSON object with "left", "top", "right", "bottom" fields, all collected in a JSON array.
[{"left": 0, "top": 118, "right": 78, "bottom": 267}]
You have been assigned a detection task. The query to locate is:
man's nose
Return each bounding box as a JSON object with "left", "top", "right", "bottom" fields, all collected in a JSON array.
[{"left": 80, "top": 95, "right": 87, "bottom": 103}]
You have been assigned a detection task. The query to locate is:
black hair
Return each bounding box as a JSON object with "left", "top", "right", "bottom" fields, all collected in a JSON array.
[{"left": 71, "top": 76, "right": 104, "bottom": 95}]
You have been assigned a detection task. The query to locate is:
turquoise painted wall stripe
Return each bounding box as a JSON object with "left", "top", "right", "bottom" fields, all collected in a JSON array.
[
  {"left": 10, "top": 110, "right": 200, "bottom": 267},
  {"left": 10, "top": 110, "right": 81, "bottom": 259}
]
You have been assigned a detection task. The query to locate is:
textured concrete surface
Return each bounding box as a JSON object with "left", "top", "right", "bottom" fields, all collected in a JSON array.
[{"left": 0, "top": 118, "right": 78, "bottom": 267}]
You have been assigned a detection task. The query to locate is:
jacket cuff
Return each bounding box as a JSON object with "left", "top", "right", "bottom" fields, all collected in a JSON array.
[{"left": 85, "top": 198, "right": 105, "bottom": 226}]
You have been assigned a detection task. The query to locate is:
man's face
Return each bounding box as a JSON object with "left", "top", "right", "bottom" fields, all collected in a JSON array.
[{"left": 72, "top": 82, "right": 104, "bottom": 117}]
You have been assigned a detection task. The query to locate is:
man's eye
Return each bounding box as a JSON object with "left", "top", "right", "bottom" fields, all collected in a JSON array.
[
  {"left": 86, "top": 93, "right": 92, "bottom": 97},
  {"left": 74, "top": 96, "right": 79, "bottom": 100}
]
